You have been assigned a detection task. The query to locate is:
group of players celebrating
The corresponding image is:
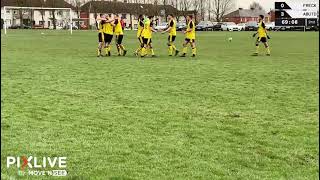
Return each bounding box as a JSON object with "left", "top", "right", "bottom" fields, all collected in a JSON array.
[
  {"left": 96, "top": 13, "right": 271, "bottom": 58},
  {"left": 96, "top": 14, "right": 197, "bottom": 58}
]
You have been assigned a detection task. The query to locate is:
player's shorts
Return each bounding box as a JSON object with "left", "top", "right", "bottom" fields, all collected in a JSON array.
[
  {"left": 104, "top": 33, "right": 113, "bottom": 43},
  {"left": 116, "top": 35, "right": 124, "bottom": 44},
  {"left": 257, "top": 37, "right": 267, "bottom": 43},
  {"left": 143, "top": 38, "right": 152, "bottom": 45},
  {"left": 168, "top": 35, "right": 176, "bottom": 42},
  {"left": 185, "top": 38, "right": 195, "bottom": 43},
  {"left": 98, "top": 32, "right": 104, "bottom": 42}
]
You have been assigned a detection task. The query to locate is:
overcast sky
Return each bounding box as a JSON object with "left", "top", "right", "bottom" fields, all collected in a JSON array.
[{"left": 236, "top": 0, "right": 276, "bottom": 11}]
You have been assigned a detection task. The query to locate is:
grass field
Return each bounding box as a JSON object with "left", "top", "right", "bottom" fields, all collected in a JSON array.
[{"left": 1, "top": 30, "right": 319, "bottom": 179}]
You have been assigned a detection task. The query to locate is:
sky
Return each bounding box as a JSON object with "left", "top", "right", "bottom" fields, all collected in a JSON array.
[{"left": 236, "top": 0, "right": 277, "bottom": 11}]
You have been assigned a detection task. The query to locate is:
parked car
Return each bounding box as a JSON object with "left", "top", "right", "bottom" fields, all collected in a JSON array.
[
  {"left": 245, "top": 21, "right": 258, "bottom": 31},
  {"left": 237, "top": 23, "right": 246, "bottom": 31},
  {"left": 9, "top": 24, "right": 32, "bottom": 29},
  {"left": 154, "top": 22, "right": 168, "bottom": 30},
  {"left": 176, "top": 22, "right": 186, "bottom": 31},
  {"left": 196, "top": 21, "right": 214, "bottom": 31},
  {"left": 49, "top": 25, "right": 63, "bottom": 30},
  {"left": 221, "top": 22, "right": 240, "bottom": 31},
  {"left": 62, "top": 25, "right": 79, "bottom": 30},
  {"left": 213, "top": 22, "right": 223, "bottom": 31},
  {"left": 265, "top": 22, "right": 275, "bottom": 31}
]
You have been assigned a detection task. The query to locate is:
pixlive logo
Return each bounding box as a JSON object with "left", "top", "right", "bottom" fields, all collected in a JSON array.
[{"left": 7, "top": 156, "right": 67, "bottom": 177}]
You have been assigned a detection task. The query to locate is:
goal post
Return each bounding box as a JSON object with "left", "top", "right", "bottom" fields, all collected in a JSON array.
[{"left": 3, "top": 6, "right": 73, "bottom": 35}]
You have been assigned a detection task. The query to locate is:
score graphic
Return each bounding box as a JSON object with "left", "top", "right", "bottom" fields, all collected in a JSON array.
[{"left": 275, "top": 1, "right": 319, "bottom": 26}]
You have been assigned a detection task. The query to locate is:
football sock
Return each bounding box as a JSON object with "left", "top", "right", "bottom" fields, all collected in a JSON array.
[
  {"left": 192, "top": 47, "right": 197, "bottom": 55},
  {"left": 168, "top": 45, "right": 173, "bottom": 56},
  {"left": 141, "top": 47, "right": 147, "bottom": 56},
  {"left": 120, "top": 45, "right": 126, "bottom": 51},
  {"left": 255, "top": 46, "right": 259, "bottom": 53},
  {"left": 117, "top": 45, "right": 121, "bottom": 55},
  {"left": 172, "top": 44, "right": 177, "bottom": 51},
  {"left": 150, "top": 48, "right": 155, "bottom": 56},
  {"left": 266, "top": 47, "right": 270, "bottom": 54},
  {"left": 182, "top": 46, "right": 188, "bottom": 54}
]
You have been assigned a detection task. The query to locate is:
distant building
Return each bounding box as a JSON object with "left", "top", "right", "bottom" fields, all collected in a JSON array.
[
  {"left": 1, "top": 0, "right": 194, "bottom": 29},
  {"left": 268, "top": 10, "right": 275, "bottom": 22},
  {"left": 223, "top": 8, "right": 270, "bottom": 24},
  {"left": 80, "top": 1, "right": 191, "bottom": 29},
  {"left": 1, "top": 0, "right": 76, "bottom": 28}
]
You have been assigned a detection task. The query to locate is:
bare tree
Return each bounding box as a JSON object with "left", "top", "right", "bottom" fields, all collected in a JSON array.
[
  {"left": 16, "top": 0, "right": 28, "bottom": 28},
  {"left": 72, "top": 0, "right": 83, "bottom": 29},
  {"left": 249, "top": 2, "right": 264, "bottom": 10},
  {"left": 212, "top": 0, "right": 233, "bottom": 22},
  {"left": 180, "top": 0, "right": 192, "bottom": 11},
  {"left": 38, "top": 0, "right": 46, "bottom": 28},
  {"left": 208, "top": 0, "right": 212, "bottom": 20}
]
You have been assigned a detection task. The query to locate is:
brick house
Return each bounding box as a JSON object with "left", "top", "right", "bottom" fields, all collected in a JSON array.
[{"left": 223, "top": 8, "right": 270, "bottom": 24}]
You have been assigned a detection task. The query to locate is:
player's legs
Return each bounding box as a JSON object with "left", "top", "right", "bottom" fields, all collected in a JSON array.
[
  {"left": 262, "top": 38, "right": 270, "bottom": 56},
  {"left": 148, "top": 40, "right": 155, "bottom": 57},
  {"left": 118, "top": 35, "right": 127, "bottom": 56},
  {"left": 253, "top": 37, "right": 260, "bottom": 56},
  {"left": 115, "top": 35, "right": 121, "bottom": 56},
  {"left": 264, "top": 43, "right": 270, "bottom": 56},
  {"left": 148, "top": 39, "right": 155, "bottom": 57},
  {"left": 141, "top": 38, "right": 149, "bottom": 57},
  {"left": 191, "top": 39, "right": 196, "bottom": 57},
  {"left": 97, "top": 33, "right": 104, "bottom": 57},
  {"left": 181, "top": 39, "right": 190, "bottom": 57},
  {"left": 171, "top": 36, "right": 179, "bottom": 56},
  {"left": 105, "top": 34, "right": 113, "bottom": 56},
  {"left": 135, "top": 37, "right": 143, "bottom": 55},
  {"left": 168, "top": 36, "right": 173, "bottom": 56},
  {"left": 104, "top": 34, "right": 113, "bottom": 56}
]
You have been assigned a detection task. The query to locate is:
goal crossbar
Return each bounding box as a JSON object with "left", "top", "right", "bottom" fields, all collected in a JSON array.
[{"left": 3, "top": 6, "right": 73, "bottom": 35}]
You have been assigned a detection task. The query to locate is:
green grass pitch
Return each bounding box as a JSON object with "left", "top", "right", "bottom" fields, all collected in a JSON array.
[{"left": 1, "top": 30, "right": 319, "bottom": 179}]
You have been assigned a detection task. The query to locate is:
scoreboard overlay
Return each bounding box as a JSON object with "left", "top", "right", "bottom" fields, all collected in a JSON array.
[{"left": 275, "top": 1, "right": 319, "bottom": 27}]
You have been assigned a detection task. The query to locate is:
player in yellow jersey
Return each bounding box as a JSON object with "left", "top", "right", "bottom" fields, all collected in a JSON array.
[
  {"left": 96, "top": 14, "right": 106, "bottom": 57},
  {"left": 103, "top": 14, "right": 115, "bottom": 56},
  {"left": 140, "top": 16, "right": 157, "bottom": 57},
  {"left": 161, "top": 14, "right": 179, "bottom": 56},
  {"left": 180, "top": 15, "right": 196, "bottom": 57},
  {"left": 252, "top": 15, "right": 271, "bottom": 56},
  {"left": 114, "top": 15, "right": 127, "bottom": 56},
  {"left": 134, "top": 15, "right": 144, "bottom": 56}
]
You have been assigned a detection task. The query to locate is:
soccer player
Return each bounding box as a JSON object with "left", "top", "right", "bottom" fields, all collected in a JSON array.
[
  {"left": 141, "top": 16, "right": 157, "bottom": 57},
  {"left": 135, "top": 15, "right": 144, "bottom": 56},
  {"left": 181, "top": 15, "right": 196, "bottom": 57},
  {"left": 96, "top": 14, "right": 106, "bottom": 57},
  {"left": 103, "top": 14, "right": 115, "bottom": 56},
  {"left": 253, "top": 15, "right": 271, "bottom": 56},
  {"left": 161, "top": 14, "right": 179, "bottom": 56},
  {"left": 114, "top": 15, "right": 127, "bottom": 56}
]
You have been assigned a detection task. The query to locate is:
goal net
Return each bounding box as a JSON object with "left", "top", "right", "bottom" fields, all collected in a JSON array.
[{"left": 2, "top": 6, "right": 73, "bottom": 35}]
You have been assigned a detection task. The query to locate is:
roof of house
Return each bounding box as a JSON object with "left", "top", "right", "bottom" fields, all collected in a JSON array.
[
  {"left": 1, "top": 0, "right": 74, "bottom": 9},
  {"left": 80, "top": 1, "right": 179, "bottom": 16},
  {"left": 224, "top": 8, "right": 268, "bottom": 18}
]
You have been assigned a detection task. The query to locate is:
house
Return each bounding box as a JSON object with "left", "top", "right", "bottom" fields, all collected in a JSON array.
[
  {"left": 80, "top": 1, "right": 189, "bottom": 29},
  {"left": 223, "top": 8, "right": 270, "bottom": 24},
  {"left": 268, "top": 10, "right": 275, "bottom": 22},
  {"left": 1, "top": 0, "right": 77, "bottom": 28}
]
